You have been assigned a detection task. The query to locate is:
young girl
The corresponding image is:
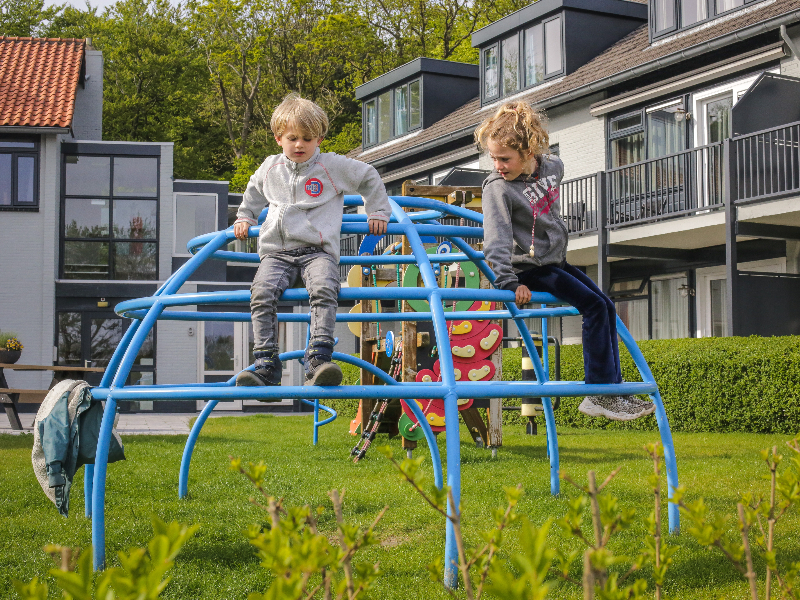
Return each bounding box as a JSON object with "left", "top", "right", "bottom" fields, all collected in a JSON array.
[{"left": 476, "top": 102, "right": 654, "bottom": 421}]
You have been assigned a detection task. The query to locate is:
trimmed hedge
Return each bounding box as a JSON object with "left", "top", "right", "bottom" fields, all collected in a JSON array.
[{"left": 334, "top": 336, "right": 800, "bottom": 434}]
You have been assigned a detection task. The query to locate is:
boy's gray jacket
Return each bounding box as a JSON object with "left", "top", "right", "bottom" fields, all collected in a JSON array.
[
  {"left": 482, "top": 155, "right": 567, "bottom": 291},
  {"left": 236, "top": 148, "right": 392, "bottom": 261}
]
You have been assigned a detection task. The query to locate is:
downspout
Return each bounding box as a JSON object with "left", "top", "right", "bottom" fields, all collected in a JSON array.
[{"left": 780, "top": 24, "right": 800, "bottom": 59}]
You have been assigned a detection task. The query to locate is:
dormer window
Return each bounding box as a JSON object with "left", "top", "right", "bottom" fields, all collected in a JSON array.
[
  {"left": 652, "top": 0, "right": 761, "bottom": 39},
  {"left": 363, "top": 79, "right": 421, "bottom": 146},
  {"left": 481, "top": 15, "right": 563, "bottom": 104}
]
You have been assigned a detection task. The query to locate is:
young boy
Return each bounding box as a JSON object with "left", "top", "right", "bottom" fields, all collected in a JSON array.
[{"left": 234, "top": 94, "right": 391, "bottom": 388}]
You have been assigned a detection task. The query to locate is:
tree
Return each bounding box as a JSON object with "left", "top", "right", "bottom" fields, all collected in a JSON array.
[{"left": 0, "top": 0, "right": 62, "bottom": 37}]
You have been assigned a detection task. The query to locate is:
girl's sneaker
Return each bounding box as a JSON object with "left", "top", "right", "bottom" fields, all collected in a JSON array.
[{"left": 578, "top": 395, "right": 655, "bottom": 421}]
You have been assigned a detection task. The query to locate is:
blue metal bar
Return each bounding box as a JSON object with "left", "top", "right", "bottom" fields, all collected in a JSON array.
[
  {"left": 93, "top": 230, "right": 231, "bottom": 570},
  {"left": 179, "top": 400, "right": 218, "bottom": 499},
  {"left": 616, "top": 317, "right": 680, "bottom": 533},
  {"left": 445, "top": 234, "right": 560, "bottom": 496},
  {"left": 113, "top": 289, "right": 564, "bottom": 317},
  {"left": 119, "top": 306, "right": 580, "bottom": 323},
  {"left": 388, "top": 200, "right": 460, "bottom": 589},
  {"left": 89, "top": 380, "right": 657, "bottom": 402}
]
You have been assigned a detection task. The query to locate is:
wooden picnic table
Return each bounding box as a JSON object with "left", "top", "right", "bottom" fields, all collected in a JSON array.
[{"left": 0, "top": 363, "right": 105, "bottom": 431}]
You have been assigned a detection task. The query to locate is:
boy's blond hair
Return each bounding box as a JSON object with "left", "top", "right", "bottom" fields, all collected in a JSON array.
[
  {"left": 474, "top": 101, "right": 549, "bottom": 158},
  {"left": 270, "top": 93, "right": 329, "bottom": 139}
]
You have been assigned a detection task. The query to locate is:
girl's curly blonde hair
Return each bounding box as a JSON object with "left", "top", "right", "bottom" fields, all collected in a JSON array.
[{"left": 474, "top": 101, "right": 549, "bottom": 158}]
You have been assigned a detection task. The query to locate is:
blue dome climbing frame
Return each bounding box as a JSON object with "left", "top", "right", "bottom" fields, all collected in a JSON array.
[{"left": 83, "top": 196, "right": 679, "bottom": 587}]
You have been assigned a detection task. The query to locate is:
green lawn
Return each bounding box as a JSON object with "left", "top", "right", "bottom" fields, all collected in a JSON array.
[{"left": 1, "top": 415, "right": 798, "bottom": 599}]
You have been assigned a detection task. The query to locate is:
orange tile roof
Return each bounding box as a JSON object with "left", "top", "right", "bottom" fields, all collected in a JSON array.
[{"left": 0, "top": 37, "right": 85, "bottom": 128}]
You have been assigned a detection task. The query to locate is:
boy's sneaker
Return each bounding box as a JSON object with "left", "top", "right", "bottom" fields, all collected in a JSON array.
[
  {"left": 578, "top": 394, "right": 656, "bottom": 421},
  {"left": 236, "top": 351, "right": 282, "bottom": 396},
  {"left": 304, "top": 341, "right": 343, "bottom": 386}
]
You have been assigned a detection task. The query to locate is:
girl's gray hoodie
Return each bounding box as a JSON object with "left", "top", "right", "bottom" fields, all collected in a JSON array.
[
  {"left": 482, "top": 155, "right": 567, "bottom": 291},
  {"left": 236, "top": 148, "right": 391, "bottom": 262}
]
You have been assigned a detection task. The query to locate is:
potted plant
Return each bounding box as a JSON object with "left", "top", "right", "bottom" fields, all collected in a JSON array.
[{"left": 0, "top": 331, "right": 23, "bottom": 364}]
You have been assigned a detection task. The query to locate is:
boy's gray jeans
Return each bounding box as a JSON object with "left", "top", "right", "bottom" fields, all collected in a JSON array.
[{"left": 251, "top": 247, "right": 340, "bottom": 354}]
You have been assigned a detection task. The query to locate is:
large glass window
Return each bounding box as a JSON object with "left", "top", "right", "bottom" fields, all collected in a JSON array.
[
  {"left": 609, "top": 99, "right": 688, "bottom": 169},
  {"left": 62, "top": 154, "right": 159, "bottom": 280},
  {"left": 651, "top": 276, "right": 690, "bottom": 339},
  {"left": 483, "top": 45, "right": 499, "bottom": 99},
  {"left": 395, "top": 85, "right": 408, "bottom": 136},
  {"left": 409, "top": 80, "right": 421, "bottom": 129},
  {"left": 57, "top": 311, "right": 155, "bottom": 385},
  {"left": 378, "top": 91, "right": 392, "bottom": 143},
  {"left": 681, "top": 0, "right": 707, "bottom": 26},
  {"left": 485, "top": 15, "right": 562, "bottom": 104},
  {"left": 654, "top": 0, "right": 760, "bottom": 38},
  {"left": 174, "top": 193, "right": 217, "bottom": 255},
  {"left": 653, "top": 0, "right": 676, "bottom": 33},
  {"left": 364, "top": 99, "right": 377, "bottom": 146},
  {"left": 502, "top": 35, "right": 519, "bottom": 96},
  {"left": 362, "top": 79, "right": 422, "bottom": 147},
  {"left": 609, "top": 112, "right": 645, "bottom": 168},
  {"left": 544, "top": 18, "right": 563, "bottom": 76},
  {"left": 646, "top": 100, "right": 687, "bottom": 158},
  {"left": 616, "top": 299, "right": 649, "bottom": 341},
  {"left": 706, "top": 95, "right": 733, "bottom": 143},
  {"left": 524, "top": 24, "right": 544, "bottom": 87},
  {"left": 0, "top": 137, "right": 39, "bottom": 208}
]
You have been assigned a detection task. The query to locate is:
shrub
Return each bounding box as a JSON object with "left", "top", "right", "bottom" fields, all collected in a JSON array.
[{"left": 334, "top": 336, "right": 800, "bottom": 435}]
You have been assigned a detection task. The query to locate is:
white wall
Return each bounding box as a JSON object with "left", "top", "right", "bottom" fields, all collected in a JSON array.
[
  {"left": 71, "top": 49, "right": 103, "bottom": 141},
  {"left": 547, "top": 93, "right": 607, "bottom": 180},
  {"left": 0, "top": 134, "right": 60, "bottom": 388}
]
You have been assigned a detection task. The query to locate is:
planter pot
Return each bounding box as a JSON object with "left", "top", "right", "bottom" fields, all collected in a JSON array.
[{"left": 0, "top": 350, "right": 21, "bottom": 364}]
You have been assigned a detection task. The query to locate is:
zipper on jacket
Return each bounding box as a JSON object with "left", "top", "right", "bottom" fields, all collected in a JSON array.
[{"left": 278, "top": 205, "right": 287, "bottom": 250}]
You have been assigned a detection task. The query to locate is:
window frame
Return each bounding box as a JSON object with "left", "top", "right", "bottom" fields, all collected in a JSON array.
[
  {"left": 60, "top": 153, "right": 161, "bottom": 281},
  {"left": 362, "top": 78, "right": 422, "bottom": 148},
  {"left": 480, "top": 13, "right": 564, "bottom": 106},
  {"left": 650, "top": 0, "right": 764, "bottom": 41},
  {"left": 607, "top": 96, "right": 690, "bottom": 169},
  {"left": 173, "top": 192, "right": 219, "bottom": 257},
  {"left": 0, "top": 135, "right": 40, "bottom": 210}
]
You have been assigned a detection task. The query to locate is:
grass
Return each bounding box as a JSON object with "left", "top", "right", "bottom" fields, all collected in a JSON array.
[{"left": 1, "top": 415, "right": 799, "bottom": 599}]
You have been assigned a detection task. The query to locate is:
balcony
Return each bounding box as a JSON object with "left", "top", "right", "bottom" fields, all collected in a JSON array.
[{"left": 562, "top": 120, "right": 800, "bottom": 235}]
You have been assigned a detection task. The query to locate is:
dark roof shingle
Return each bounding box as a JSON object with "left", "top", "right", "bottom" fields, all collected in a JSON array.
[{"left": 0, "top": 37, "right": 85, "bottom": 128}]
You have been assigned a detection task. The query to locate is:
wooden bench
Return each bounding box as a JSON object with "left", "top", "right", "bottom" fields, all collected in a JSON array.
[{"left": 0, "top": 364, "right": 105, "bottom": 431}]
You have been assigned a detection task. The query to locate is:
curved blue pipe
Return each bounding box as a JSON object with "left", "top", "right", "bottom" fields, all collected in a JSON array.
[
  {"left": 445, "top": 233, "right": 561, "bottom": 497},
  {"left": 94, "top": 195, "right": 679, "bottom": 580}
]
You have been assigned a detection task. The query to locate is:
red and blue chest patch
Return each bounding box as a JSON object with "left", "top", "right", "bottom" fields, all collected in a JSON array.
[{"left": 304, "top": 178, "right": 323, "bottom": 197}]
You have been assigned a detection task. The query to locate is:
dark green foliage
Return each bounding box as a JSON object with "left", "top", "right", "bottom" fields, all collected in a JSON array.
[
  {"left": 337, "top": 337, "right": 800, "bottom": 435},
  {"left": 534, "top": 336, "right": 800, "bottom": 435}
]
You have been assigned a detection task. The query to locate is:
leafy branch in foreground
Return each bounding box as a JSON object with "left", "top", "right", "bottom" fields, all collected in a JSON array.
[
  {"left": 675, "top": 435, "right": 800, "bottom": 600},
  {"left": 13, "top": 516, "right": 198, "bottom": 600},
  {"left": 378, "top": 444, "right": 554, "bottom": 600},
  {"left": 231, "top": 456, "right": 387, "bottom": 600}
]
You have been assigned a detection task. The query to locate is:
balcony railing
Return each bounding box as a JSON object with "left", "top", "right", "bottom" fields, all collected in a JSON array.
[
  {"left": 731, "top": 121, "right": 800, "bottom": 203},
  {"left": 605, "top": 142, "right": 725, "bottom": 228},
  {"left": 339, "top": 121, "right": 800, "bottom": 259},
  {"left": 560, "top": 173, "right": 599, "bottom": 234}
]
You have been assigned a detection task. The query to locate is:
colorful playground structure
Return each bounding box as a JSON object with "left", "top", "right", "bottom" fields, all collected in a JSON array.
[{"left": 83, "top": 190, "right": 679, "bottom": 588}]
